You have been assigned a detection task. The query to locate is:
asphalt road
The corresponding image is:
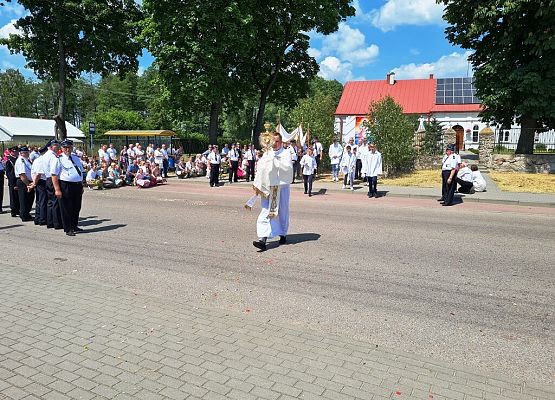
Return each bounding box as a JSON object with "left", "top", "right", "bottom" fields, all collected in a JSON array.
[{"left": 1, "top": 180, "right": 554, "bottom": 384}]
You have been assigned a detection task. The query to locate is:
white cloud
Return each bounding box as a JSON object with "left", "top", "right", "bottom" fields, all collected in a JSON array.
[
  {"left": 370, "top": 0, "right": 445, "bottom": 32},
  {"left": 307, "top": 47, "right": 321, "bottom": 60},
  {"left": 320, "top": 23, "right": 379, "bottom": 67},
  {"left": 391, "top": 51, "right": 474, "bottom": 79},
  {"left": 318, "top": 56, "right": 354, "bottom": 82},
  {"left": 0, "top": 19, "right": 19, "bottom": 39}
]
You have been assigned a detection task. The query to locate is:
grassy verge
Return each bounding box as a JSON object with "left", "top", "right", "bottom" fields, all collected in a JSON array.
[
  {"left": 489, "top": 172, "right": 555, "bottom": 193},
  {"left": 380, "top": 169, "right": 441, "bottom": 188}
]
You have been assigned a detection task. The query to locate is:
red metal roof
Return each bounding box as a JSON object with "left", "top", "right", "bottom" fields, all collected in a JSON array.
[{"left": 335, "top": 77, "right": 482, "bottom": 115}]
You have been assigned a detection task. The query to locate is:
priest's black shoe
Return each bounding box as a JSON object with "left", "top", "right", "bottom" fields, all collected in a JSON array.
[
  {"left": 279, "top": 236, "right": 287, "bottom": 244},
  {"left": 253, "top": 240, "right": 267, "bottom": 251}
]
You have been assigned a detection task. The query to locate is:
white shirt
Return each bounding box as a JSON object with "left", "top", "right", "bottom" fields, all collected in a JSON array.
[
  {"left": 246, "top": 148, "right": 257, "bottom": 161},
  {"left": 457, "top": 166, "right": 473, "bottom": 182},
  {"left": 228, "top": 148, "right": 239, "bottom": 162},
  {"left": 357, "top": 144, "right": 368, "bottom": 160},
  {"left": 135, "top": 148, "right": 145, "bottom": 161},
  {"left": 300, "top": 154, "right": 317, "bottom": 175},
  {"left": 127, "top": 147, "right": 135, "bottom": 159},
  {"left": 30, "top": 150, "right": 40, "bottom": 163},
  {"left": 106, "top": 147, "right": 117, "bottom": 159},
  {"left": 154, "top": 149, "right": 164, "bottom": 165},
  {"left": 328, "top": 143, "right": 343, "bottom": 165},
  {"left": 86, "top": 169, "right": 99, "bottom": 180},
  {"left": 161, "top": 148, "right": 169, "bottom": 159},
  {"left": 472, "top": 170, "right": 487, "bottom": 191},
  {"left": 207, "top": 152, "right": 221, "bottom": 164},
  {"left": 15, "top": 156, "right": 32, "bottom": 180},
  {"left": 340, "top": 152, "right": 357, "bottom": 173},
  {"left": 57, "top": 153, "right": 84, "bottom": 183},
  {"left": 313, "top": 142, "right": 323, "bottom": 157},
  {"left": 44, "top": 149, "right": 61, "bottom": 178},
  {"left": 361, "top": 150, "right": 383, "bottom": 177},
  {"left": 442, "top": 154, "right": 458, "bottom": 170},
  {"left": 289, "top": 145, "right": 298, "bottom": 161},
  {"left": 31, "top": 154, "right": 47, "bottom": 181}
]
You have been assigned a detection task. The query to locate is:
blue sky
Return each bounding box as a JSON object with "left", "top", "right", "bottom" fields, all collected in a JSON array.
[{"left": 0, "top": 0, "right": 472, "bottom": 83}]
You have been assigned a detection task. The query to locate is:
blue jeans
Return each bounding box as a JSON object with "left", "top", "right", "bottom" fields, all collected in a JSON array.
[{"left": 331, "top": 164, "right": 340, "bottom": 179}]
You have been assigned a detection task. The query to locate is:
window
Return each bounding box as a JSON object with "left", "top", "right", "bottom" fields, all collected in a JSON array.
[
  {"left": 472, "top": 125, "right": 479, "bottom": 142},
  {"left": 504, "top": 131, "right": 510, "bottom": 142}
]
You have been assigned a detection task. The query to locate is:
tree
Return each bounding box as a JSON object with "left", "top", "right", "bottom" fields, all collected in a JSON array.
[
  {"left": 0, "top": 69, "right": 36, "bottom": 117},
  {"left": 423, "top": 118, "right": 444, "bottom": 155},
  {"left": 142, "top": 0, "right": 254, "bottom": 145},
  {"left": 0, "top": 0, "right": 142, "bottom": 140},
  {"left": 439, "top": 0, "right": 555, "bottom": 154},
  {"left": 244, "top": 0, "right": 355, "bottom": 136},
  {"left": 364, "top": 96, "right": 414, "bottom": 176}
]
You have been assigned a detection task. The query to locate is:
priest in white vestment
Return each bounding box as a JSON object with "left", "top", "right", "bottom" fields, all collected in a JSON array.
[{"left": 252, "top": 131, "right": 293, "bottom": 251}]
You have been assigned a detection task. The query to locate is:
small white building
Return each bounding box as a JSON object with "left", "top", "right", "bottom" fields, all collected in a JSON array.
[{"left": 0, "top": 116, "right": 85, "bottom": 147}]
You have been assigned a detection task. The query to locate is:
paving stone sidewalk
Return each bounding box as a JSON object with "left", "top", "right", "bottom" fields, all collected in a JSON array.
[{"left": 0, "top": 264, "right": 553, "bottom": 400}]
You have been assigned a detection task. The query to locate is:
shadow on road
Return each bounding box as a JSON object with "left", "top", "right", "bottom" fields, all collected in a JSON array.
[
  {"left": 79, "top": 218, "right": 111, "bottom": 227},
  {"left": 80, "top": 224, "right": 126, "bottom": 234},
  {"left": 78, "top": 215, "right": 99, "bottom": 221},
  {"left": 0, "top": 224, "right": 23, "bottom": 230},
  {"left": 312, "top": 189, "right": 327, "bottom": 196},
  {"left": 283, "top": 233, "right": 321, "bottom": 245}
]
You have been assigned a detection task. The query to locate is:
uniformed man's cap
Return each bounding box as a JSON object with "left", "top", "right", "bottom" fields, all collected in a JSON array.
[
  {"left": 38, "top": 145, "right": 48, "bottom": 154},
  {"left": 446, "top": 144, "right": 455, "bottom": 151},
  {"left": 60, "top": 139, "right": 74, "bottom": 147},
  {"left": 8, "top": 145, "right": 19, "bottom": 152},
  {"left": 48, "top": 139, "right": 61, "bottom": 146},
  {"left": 19, "top": 146, "right": 30, "bottom": 152}
]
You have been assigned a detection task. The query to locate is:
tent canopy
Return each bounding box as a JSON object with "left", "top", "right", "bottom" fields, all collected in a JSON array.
[{"left": 104, "top": 130, "right": 175, "bottom": 137}]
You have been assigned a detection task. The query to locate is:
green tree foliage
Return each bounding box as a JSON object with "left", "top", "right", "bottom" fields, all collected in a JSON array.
[
  {"left": 0, "top": 69, "right": 36, "bottom": 117},
  {"left": 142, "top": 0, "right": 253, "bottom": 145},
  {"left": 364, "top": 96, "right": 415, "bottom": 177},
  {"left": 423, "top": 118, "right": 444, "bottom": 155},
  {"left": 244, "top": 0, "right": 354, "bottom": 136},
  {"left": 83, "top": 110, "right": 146, "bottom": 137},
  {"left": 438, "top": 0, "right": 555, "bottom": 154},
  {"left": 0, "top": 0, "right": 142, "bottom": 139}
]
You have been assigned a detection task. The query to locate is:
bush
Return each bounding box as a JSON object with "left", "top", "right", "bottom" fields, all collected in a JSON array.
[
  {"left": 468, "top": 148, "right": 479, "bottom": 154},
  {"left": 494, "top": 144, "right": 511, "bottom": 153},
  {"left": 535, "top": 143, "right": 547, "bottom": 152}
]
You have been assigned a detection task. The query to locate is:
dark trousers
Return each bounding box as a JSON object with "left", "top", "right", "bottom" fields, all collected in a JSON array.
[
  {"left": 442, "top": 170, "right": 456, "bottom": 205},
  {"left": 209, "top": 164, "right": 219, "bottom": 187},
  {"left": 315, "top": 157, "right": 321, "bottom": 175},
  {"left": 8, "top": 182, "right": 18, "bottom": 215},
  {"left": 229, "top": 161, "right": 239, "bottom": 182},
  {"left": 247, "top": 160, "right": 255, "bottom": 182},
  {"left": 46, "top": 178, "right": 62, "bottom": 229},
  {"left": 291, "top": 161, "right": 298, "bottom": 183},
  {"left": 16, "top": 179, "right": 34, "bottom": 220},
  {"left": 60, "top": 181, "right": 83, "bottom": 233},
  {"left": 162, "top": 159, "right": 168, "bottom": 177},
  {"left": 368, "top": 176, "right": 378, "bottom": 196},
  {"left": 34, "top": 180, "right": 47, "bottom": 223},
  {"left": 303, "top": 174, "right": 313, "bottom": 194},
  {"left": 355, "top": 159, "right": 362, "bottom": 179},
  {"left": 0, "top": 170, "right": 4, "bottom": 209},
  {"left": 456, "top": 178, "right": 474, "bottom": 194}
]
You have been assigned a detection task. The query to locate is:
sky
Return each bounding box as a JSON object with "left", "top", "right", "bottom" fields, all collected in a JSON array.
[{"left": 0, "top": 0, "right": 473, "bottom": 83}]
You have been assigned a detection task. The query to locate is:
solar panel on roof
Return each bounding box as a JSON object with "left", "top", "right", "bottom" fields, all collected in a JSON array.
[{"left": 436, "top": 77, "right": 480, "bottom": 104}]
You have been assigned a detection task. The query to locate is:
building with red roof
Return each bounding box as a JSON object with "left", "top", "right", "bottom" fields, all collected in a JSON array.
[{"left": 334, "top": 73, "right": 486, "bottom": 150}]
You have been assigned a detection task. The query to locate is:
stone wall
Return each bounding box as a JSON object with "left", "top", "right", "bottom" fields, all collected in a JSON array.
[
  {"left": 414, "top": 154, "right": 443, "bottom": 170},
  {"left": 478, "top": 127, "right": 495, "bottom": 168},
  {"left": 491, "top": 154, "right": 555, "bottom": 173}
]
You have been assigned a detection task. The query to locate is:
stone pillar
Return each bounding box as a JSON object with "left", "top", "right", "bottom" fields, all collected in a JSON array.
[
  {"left": 444, "top": 127, "right": 456, "bottom": 148},
  {"left": 479, "top": 127, "right": 494, "bottom": 168}
]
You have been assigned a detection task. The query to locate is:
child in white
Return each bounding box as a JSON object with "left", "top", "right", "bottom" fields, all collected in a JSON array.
[
  {"left": 300, "top": 147, "right": 317, "bottom": 196},
  {"left": 340, "top": 146, "right": 356, "bottom": 191}
]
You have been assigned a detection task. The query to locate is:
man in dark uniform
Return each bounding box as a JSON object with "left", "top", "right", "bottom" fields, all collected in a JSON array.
[
  {"left": 0, "top": 150, "right": 5, "bottom": 213},
  {"left": 439, "top": 144, "right": 458, "bottom": 206},
  {"left": 4, "top": 146, "right": 19, "bottom": 217},
  {"left": 44, "top": 139, "right": 63, "bottom": 229},
  {"left": 14, "top": 146, "right": 35, "bottom": 222},
  {"left": 29, "top": 145, "right": 49, "bottom": 225},
  {"left": 57, "top": 140, "right": 84, "bottom": 236}
]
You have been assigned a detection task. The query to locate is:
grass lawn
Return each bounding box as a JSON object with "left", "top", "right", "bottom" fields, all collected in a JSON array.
[
  {"left": 489, "top": 172, "right": 555, "bottom": 194},
  {"left": 380, "top": 169, "right": 441, "bottom": 188}
]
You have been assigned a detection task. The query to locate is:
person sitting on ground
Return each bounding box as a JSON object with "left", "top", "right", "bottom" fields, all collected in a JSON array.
[
  {"left": 186, "top": 156, "right": 196, "bottom": 177},
  {"left": 135, "top": 170, "right": 151, "bottom": 188},
  {"left": 125, "top": 159, "right": 139, "bottom": 185},
  {"left": 456, "top": 161, "right": 474, "bottom": 194},
  {"left": 471, "top": 164, "right": 487, "bottom": 192},
  {"left": 175, "top": 156, "right": 189, "bottom": 179},
  {"left": 108, "top": 162, "right": 123, "bottom": 187},
  {"left": 196, "top": 154, "right": 207, "bottom": 176},
  {"left": 151, "top": 162, "right": 166, "bottom": 184},
  {"left": 86, "top": 166, "right": 102, "bottom": 189}
]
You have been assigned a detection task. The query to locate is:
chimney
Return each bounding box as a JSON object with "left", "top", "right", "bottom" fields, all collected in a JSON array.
[
  {"left": 429, "top": 74, "right": 434, "bottom": 79},
  {"left": 388, "top": 72, "right": 395, "bottom": 85}
]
